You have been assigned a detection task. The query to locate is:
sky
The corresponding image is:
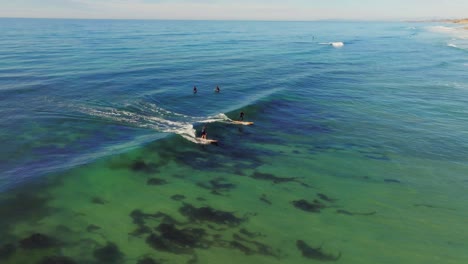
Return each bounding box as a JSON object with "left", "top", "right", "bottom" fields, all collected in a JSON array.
[{"left": 0, "top": 0, "right": 467, "bottom": 21}]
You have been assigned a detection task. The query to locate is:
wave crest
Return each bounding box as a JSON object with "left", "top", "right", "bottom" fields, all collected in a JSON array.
[
  {"left": 78, "top": 102, "right": 230, "bottom": 144},
  {"left": 319, "top": 42, "right": 344, "bottom": 48}
]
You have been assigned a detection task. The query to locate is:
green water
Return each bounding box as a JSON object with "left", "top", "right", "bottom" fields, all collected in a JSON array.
[{"left": 1, "top": 130, "right": 467, "bottom": 264}]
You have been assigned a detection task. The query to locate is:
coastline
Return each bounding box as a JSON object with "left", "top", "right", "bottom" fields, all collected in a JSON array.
[
  {"left": 446, "top": 18, "right": 468, "bottom": 24},
  {"left": 445, "top": 18, "right": 468, "bottom": 30},
  {"left": 414, "top": 18, "right": 468, "bottom": 29},
  {"left": 408, "top": 18, "right": 468, "bottom": 24}
]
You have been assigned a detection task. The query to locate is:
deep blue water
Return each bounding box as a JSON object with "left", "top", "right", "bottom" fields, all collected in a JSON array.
[{"left": 1, "top": 18, "right": 468, "bottom": 190}]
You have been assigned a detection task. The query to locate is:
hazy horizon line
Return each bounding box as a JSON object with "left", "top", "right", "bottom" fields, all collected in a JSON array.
[{"left": 1, "top": 16, "right": 460, "bottom": 23}]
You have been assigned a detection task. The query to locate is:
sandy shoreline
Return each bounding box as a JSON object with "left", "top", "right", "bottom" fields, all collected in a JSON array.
[
  {"left": 411, "top": 18, "right": 468, "bottom": 30},
  {"left": 448, "top": 18, "right": 468, "bottom": 24},
  {"left": 445, "top": 19, "right": 468, "bottom": 30},
  {"left": 446, "top": 19, "right": 468, "bottom": 30},
  {"left": 409, "top": 18, "right": 468, "bottom": 25}
]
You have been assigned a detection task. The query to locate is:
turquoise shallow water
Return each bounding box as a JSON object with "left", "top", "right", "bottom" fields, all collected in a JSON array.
[{"left": 1, "top": 19, "right": 468, "bottom": 263}]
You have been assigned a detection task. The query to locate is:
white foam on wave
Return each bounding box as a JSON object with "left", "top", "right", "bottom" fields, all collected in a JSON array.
[
  {"left": 429, "top": 25, "right": 457, "bottom": 34},
  {"left": 78, "top": 103, "right": 230, "bottom": 144},
  {"left": 447, "top": 42, "right": 468, "bottom": 51},
  {"left": 331, "top": 42, "right": 344, "bottom": 47},
  {"left": 427, "top": 25, "right": 468, "bottom": 51},
  {"left": 428, "top": 25, "right": 468, "bottom": 40},
  {"left": 319, "top": 42, "right": 344, "bottom": 48}
]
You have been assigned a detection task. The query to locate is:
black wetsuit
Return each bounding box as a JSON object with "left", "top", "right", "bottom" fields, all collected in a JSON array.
[
  {"left": 201, "top": 127, "right": 207, "bottom": 137},
  {"left": 239, "top": 112, "right": 244, "bottom": 121},
  {"left": 193, "top": 87, "right": 197, "bottom": 93}
]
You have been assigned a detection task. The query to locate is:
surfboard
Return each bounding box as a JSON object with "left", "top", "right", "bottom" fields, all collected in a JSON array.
[
  {"left": 196, "top": 138, "right": 218, "bottom": 144},
  {"left": 231, "top": 121, "right": 254, "bottom": 126}
]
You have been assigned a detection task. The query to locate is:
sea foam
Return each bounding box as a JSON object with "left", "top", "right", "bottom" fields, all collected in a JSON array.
[
  {"left": 319, "top": 42, "right": 344, "bottom": 48},
  {"left": 79, "top": 103, "right": 229, "bottom": 144},
  {"left": 428, "top": 25, "right": 468, "bottom": 40}
]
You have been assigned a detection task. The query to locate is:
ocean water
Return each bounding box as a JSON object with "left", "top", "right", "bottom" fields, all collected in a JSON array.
[{"left": 1, "top": 18, "right": 468, "bottom": 264}]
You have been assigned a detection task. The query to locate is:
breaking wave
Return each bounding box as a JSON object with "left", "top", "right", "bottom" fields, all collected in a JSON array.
[
  {"left": 78, "top": 102, "right": 231, "bottom": 144},
  {"left": 319, "top": 42, "right": 345, "bottom": 48}
]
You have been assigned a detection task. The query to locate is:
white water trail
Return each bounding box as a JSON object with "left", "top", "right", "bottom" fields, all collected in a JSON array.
[{"left": 78, "top": 103, "right": 230, "bottom": 144}]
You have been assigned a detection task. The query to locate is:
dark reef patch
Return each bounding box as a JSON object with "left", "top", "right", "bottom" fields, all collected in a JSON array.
[
  {"left": 147, "top": 178, "right": 168, "bottom": 186},
  {"left": 55, "top": 225, "right": 74, "bottom": 235},
  {"left": 259, "top": 194, "right": 272, "bottom": 205},
  {"left": 130, "top": 202, "right": 281, "bottom": 262},
  {"left": 197, "top": 178, "right": 236, "bottom": 195},
  {"left": 292, "top": 199, "right": 326, "bottom": 213},
  {"left": 131, "top": 160, "right": 158, "bottom": 173},
  {"left": 179, "top": 204, "right": 244, "bottom": 226},
  {"left": 147, "top": 223, "right": 209, "bottom": 254},
  {"left": 131, "top": 210, "right": 181, "bottom": 226},
  {"left": 173, "top": 149, "right": 227, "bottom": 171},
  {"left": 233, "top": 234, "right": 280, "bottom": 258},
  {"left": 172, "top": 174, "right": 186, "bottom": 179},
  {"left": 250, "top": 172, "right": 297, "bottom": 184},
  {"left": 130, "top": 210, "right": 183, "bottom": 237},
  {"left": 229, "top": 241, "right": 254, "bottom": 255},
  {"left": 86, "top": 224, "right": 101, "bottom": 232},
  {"left": 239, "top": 228, "right": 263, "bottom": 239},
  {"left": 130, "top": 209, "right": 151, "bottom": 225},
  {"left": 129, "top": 225, "right": 152, "bottom": 237},
  {"left": 414, "top": 204, "right": 437, "bottom": 208},
  {"left": 234, "top": 169, "right": 246, "bottom": 176},
  {"left": 171, "top": 194, "right": 186, "bottom": 201},
  {"left": 38, "top": 255, "right": 78, "bottom": 264},
  {"left": 360, "top": 151, "right": 390, "bottom": 161},
  {"left": 0, "top": 189, "right": 52, "bottom": 242},
  {"left": 19, "top": 233, "right": 57, "bottom": 249},
  {"left": 137, "top": 256, "right": 163, "bottom": 264},
  {"left": 209, "top": 178, "right": 236, "bottom": 190},
  {"left": 296, "top": 240, "right": 341, "bottom": 261},
  {"left": 93, "top": 242, "right": 124, "bottom": 263},
  {"left": 91, "top": 196, "right": 107, "bottom": 205},
  {"left": 413, "top": 204, "right": 455, "bottom": 211},
  {"left": 336, "top": 209, "right": 376, "bottom": 216},
  {"left": 384, "top": 179, "right": 401, "bottom": 184},
  {"left": 0, "top": 243, "right": 15, "bottom": 260},
  {"left": 146, "top": 232, "right": 195, "bottom": 255},
  {"left": 317, "top": 193, "right": 336, "bottom": 203},
  {"left": 146, "top": 233, "right": 172, "bottom": 252},
  {"left": 336, "top": 209, "right": 353, "bottom": 216},
  {"left": 157, "top": 223, "right": 206, "bottom": 248},
  {"left": 250, "top": 171, "right": 312, "bottom": 187},
  {"left": 130, "top": 225, "right": 153, "bottom": 237}
]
